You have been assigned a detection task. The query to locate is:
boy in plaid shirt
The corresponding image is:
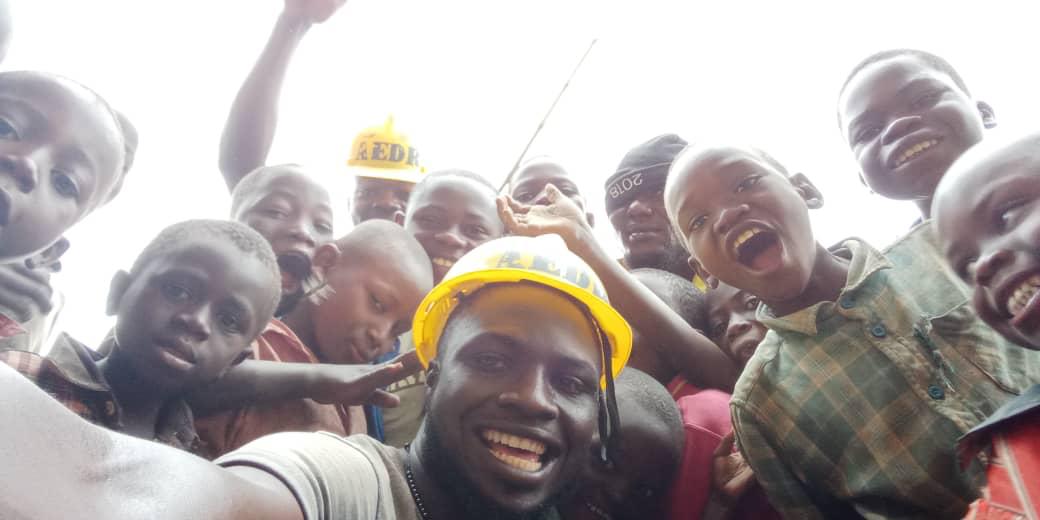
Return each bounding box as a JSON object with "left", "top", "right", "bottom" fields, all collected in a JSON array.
[{"left": 664, "top": 143, "right": 1040, "bottom": 518}]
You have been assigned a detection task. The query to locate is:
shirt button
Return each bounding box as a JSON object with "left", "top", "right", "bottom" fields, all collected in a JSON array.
[
  {"left": 839, "top": 296, "right": 855, "bottom": 309},
  {"left": 870, "top": 324, "right": 887, "bottom": 338},
  {"left": 927, "top": 385, "right": 945, "bottom": 400}
]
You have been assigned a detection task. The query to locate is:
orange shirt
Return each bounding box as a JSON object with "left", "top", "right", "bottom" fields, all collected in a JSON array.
[{"left": 195, "top": 319, "right": 366, "bottom": 459}]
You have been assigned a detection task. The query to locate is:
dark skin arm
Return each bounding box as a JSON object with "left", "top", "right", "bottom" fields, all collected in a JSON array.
[
  {"left": 0, "top": 363, "right": 303, "bottom": 520},
  {"left": 218, "top": 0, "right": 346, "bottom": 191},
  {"left": 498, "top": 185, "right": 737, "bottom": 391},
  {"left": 188, "top": 350, "right": 421, "bottom": 415}
]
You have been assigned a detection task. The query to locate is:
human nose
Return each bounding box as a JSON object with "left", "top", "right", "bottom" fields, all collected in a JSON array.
[
  {"left": 713, "top": 204, "right": 749, "bottom": 236},
  {"left": 0, "top": 154, "right": 39, "bottom": 193},
  {"left": 881, "top": 115, "right": 923, "bottom": 146}
]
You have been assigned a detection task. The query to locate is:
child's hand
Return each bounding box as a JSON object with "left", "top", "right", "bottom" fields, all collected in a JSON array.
[
  {"left": 712, "top": 431, "right": 757, "bottom": 504},
  {"left": 283, "top": 0, "right": 348, "bottom": 24},
  {"left": 308, "top": 350, "right": 421, "bottom": 407},
  {"left": 0, "top": 264, "right": 53, "bottom": 323},
  {"left": 497, "top": 184, "right": 591, "bottom": 249}
]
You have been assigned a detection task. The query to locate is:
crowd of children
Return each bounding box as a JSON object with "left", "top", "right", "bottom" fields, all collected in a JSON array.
[{"left": 1, "top": 1, "right": 1039, "bottom": 519}]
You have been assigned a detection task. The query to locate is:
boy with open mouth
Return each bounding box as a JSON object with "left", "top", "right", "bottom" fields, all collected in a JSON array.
[{"left": 665, "top": 142, "right": 1040, "bottom": 518}]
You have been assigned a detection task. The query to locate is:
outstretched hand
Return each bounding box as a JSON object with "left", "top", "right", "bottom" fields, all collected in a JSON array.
[
  {"left": 283, "top": 0, "right": 348, "bottom": 24},
  {"left": 712, "top": 431, "right": 757, "bottom": 503},
  {"left": 309, "top": 350, "right": 422, "bottom": 407},
  {"left": 497, "top": 184, "right": 590, "bottom": 248}
]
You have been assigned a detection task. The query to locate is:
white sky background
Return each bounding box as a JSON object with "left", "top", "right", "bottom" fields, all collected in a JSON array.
[{"left": 7, "top": 1, "right": 1039, "bottom": 347}]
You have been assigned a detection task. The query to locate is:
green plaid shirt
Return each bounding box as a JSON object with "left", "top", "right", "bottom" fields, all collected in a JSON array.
[{"left": 731, "top": 223, "right": 1040, "bottom": 520}]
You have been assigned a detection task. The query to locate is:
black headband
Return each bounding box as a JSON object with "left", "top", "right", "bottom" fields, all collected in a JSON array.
[{"left": 604, "top": 164, "right": 669, "bottom": 214}]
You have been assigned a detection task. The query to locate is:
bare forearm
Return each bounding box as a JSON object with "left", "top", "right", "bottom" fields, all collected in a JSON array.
[
  {"left": 0, "top": 364, "right": 300, "bottom": 520},
  {"left": 188, "top": 359, "right": 317, "bottom": 414},
  {"left": 572, "top": 229, "right": 737, "bottom": 391},
  {"left": 218, "top": 11, "right": 312, "bottom": 191}
]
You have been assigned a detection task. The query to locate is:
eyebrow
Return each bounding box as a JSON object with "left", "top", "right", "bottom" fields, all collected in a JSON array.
[{"left": 973, "top": 174, "right": 1028, "bottom": 213}]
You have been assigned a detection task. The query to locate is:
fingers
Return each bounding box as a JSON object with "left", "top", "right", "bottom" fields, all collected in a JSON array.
[
  {"left": 0, "top": 265, "right": 54, "bottom": 321},
  {"left": 713, "top": 431, "right": 736, "bottom": 456},
  {"left": 366, "top": 389, "right": 401, "bottom": 408},
  {"left": 386, "top": 350, "right": 422, "bottom": 376}
]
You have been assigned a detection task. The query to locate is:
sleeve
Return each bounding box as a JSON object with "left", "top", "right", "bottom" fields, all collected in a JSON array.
[
  {"left": 216, "top": 432, "right": 393, "bottom": 520},
  {"left": 730, "top": 403, "right": 827, "bottom": 520}
]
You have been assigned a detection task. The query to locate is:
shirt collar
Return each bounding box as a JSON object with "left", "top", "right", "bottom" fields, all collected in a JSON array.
[{"left": 756, "top": 238, "right": 891, "bottom": 336}]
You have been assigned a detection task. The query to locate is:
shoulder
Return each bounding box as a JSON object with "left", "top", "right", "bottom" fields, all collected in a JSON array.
[
  {"left": 731, "top": 331, "right": 783, "bottom": 407},
  {"left": 217, "top": 432, "right": 401, "bottom": 519}
]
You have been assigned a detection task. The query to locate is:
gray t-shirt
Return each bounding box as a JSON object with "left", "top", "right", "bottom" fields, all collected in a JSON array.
[{"left": 216, "top": 432, "right": 418, "bottom": 520}]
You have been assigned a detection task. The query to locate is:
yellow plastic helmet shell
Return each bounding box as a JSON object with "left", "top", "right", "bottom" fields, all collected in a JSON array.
[
  {"left": 412, "top": 234, "right": 631, "bottom": 388},
  {"left": 347, "top": 115, "right": 425, "bottom": 183}
]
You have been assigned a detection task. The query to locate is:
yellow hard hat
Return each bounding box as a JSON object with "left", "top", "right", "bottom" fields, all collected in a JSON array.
[
  {"left": 347, "top": 115, "right": 425, "bottom": 183},
  {"left": 412, "top": 234, "right": 631, "bottom": 388}
]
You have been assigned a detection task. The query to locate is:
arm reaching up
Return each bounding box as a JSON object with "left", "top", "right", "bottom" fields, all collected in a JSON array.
[
  {"left": 218, "top": 0, "right": 347, "bottom": 191},
  {"left": 498, "top": 185, "right": 737, "bottom": 391}
]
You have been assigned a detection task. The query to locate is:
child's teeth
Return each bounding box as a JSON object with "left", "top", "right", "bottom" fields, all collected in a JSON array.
[
  {"left": 732, "top": 228, "right": 761, "bottom": 255},
  {"left": 432, "top": 258, "right": 455, "bottom": 268},
  {"left": 1006, "top": 274, "right": 1040, "bottom": 317},
  {"left": 896, "top": 139, "right": 939, "bottom": 166}
]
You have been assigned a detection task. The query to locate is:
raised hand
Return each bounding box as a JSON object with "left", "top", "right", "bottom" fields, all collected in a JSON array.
[
  {"left": 497, "top": 184, "right": 590, "bottom": 247},
  {"left": 283, "top": 0, "right": 348, "bottom": 24}
]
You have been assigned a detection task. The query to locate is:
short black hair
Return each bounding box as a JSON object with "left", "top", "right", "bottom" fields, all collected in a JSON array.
[
  {"left": 229, "top": 163, "right": 313, "bottom": 216},
  {"left": 407, "top": 168, "right": 497, "bottom": 208},
  {"left": 615, "top": 367, "right": 684, "bottom": 466},
  {"left": 631, "top": 268, "right": 707, "bottom": 332},
  {"left": 840, "top": 49, "right": 971, "bottom": 101},
  {"left": 130, "top": 219, "right": 282, "bottom": 313}
]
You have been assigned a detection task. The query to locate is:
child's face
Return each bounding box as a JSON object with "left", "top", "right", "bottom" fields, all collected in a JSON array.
[
  {"left": 706, "top": 282, "right": 767, "bottom": 367},
  {"left": 666, "top": 146, "right": 819, "bottom": 304},
  {"left": 351, "top": 177, "right": 413, "bottom": 224},
  {"left": 510, "top": 161, "right": 591, "bottom": 218},
  {"left": 111, "top": 237, "right": 277, "bottom": 393},
  {"left": 567, "top": 390, "right": 676, "bottom": 520},
  {"left": 308, "top": 252, "right": 431, "bottom": 364},
  {"left": 232, "top": 168, "right": 334, "bottom": 306},
  {"left": 934, "top": 138, "right": 1040, "bottom": 350},
  {"left": 839, "top": 55, "right": 989, "bottom": 204},
  {"left": 405, "top": 176, "right": 504, "bottom": 282},
  {"left": 0, "top": 76, "right": 124, "bottom": 262}
]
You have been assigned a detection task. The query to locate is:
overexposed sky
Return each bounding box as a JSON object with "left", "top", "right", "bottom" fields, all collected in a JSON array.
[{"left": 8, "top": 0, "right": 1039, "bottom": 346}]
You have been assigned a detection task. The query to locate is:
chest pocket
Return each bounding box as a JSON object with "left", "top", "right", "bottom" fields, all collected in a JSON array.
[{"left": 931, "top": 302, "right": 1040, "bottom": 395}]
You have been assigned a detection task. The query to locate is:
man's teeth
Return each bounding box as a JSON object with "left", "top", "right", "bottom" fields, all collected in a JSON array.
[
  {"left": 431, "top": 257, "right": 455, "bottom": 268},
  {"left": 731, "top": 227, "right": 764, "bottom": 256},
  {"left": 895, "top": 139, "right": 939, "bottom": 167},
  {"left": 1006, "top": 274, "right": 1040, "bottom": 317},
  {"left": 483, "top": 429, "right": 547, "bottom": 454},
  {"left": 482, "top": 429, "right": 547, "bottom": 472}
]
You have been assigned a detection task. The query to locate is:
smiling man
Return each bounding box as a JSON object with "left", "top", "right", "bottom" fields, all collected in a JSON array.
[
  {"left": 0, "top": 235, "right": 631, "bottom": 520},
  {"left": 607, "top": 135, "right": 695, "bottom": 280}
]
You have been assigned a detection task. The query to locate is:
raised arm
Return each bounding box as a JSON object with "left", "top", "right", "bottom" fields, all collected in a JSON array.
[
  {"left": 0, "top": 363, "right": 302, "bottom": 520},
  {"left": 499, "top": 186, "right": 738, "bottom": 391},
  {"left": 218, "top": 0, "right": 347, "bottom": 191}
]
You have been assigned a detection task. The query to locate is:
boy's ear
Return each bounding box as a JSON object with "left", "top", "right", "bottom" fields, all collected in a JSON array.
[
  {"left": 688, "top": 256, "right": 719, "bottom": 290},
  {"left": 106, "top": 270, "right": 132, "bottom": 316},
  {"left": 26, "top": 237, "right": 70, "bottom": 272},
  {"left": 312, "top": 243, "right": 341, "bottom": 272},
  {"left": 977, "top": 101, "right": 997, "bottom": 129},
  {"left": 393, "top": 210, "right": 406, "bottom": 226},
  {"left": 789, "top": 173, "right": 824, "bottom": 209}
]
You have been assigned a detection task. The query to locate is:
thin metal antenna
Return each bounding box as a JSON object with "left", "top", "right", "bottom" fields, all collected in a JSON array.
[{"left": 498, "top": 38, "right": 598, "bottom": 193}]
